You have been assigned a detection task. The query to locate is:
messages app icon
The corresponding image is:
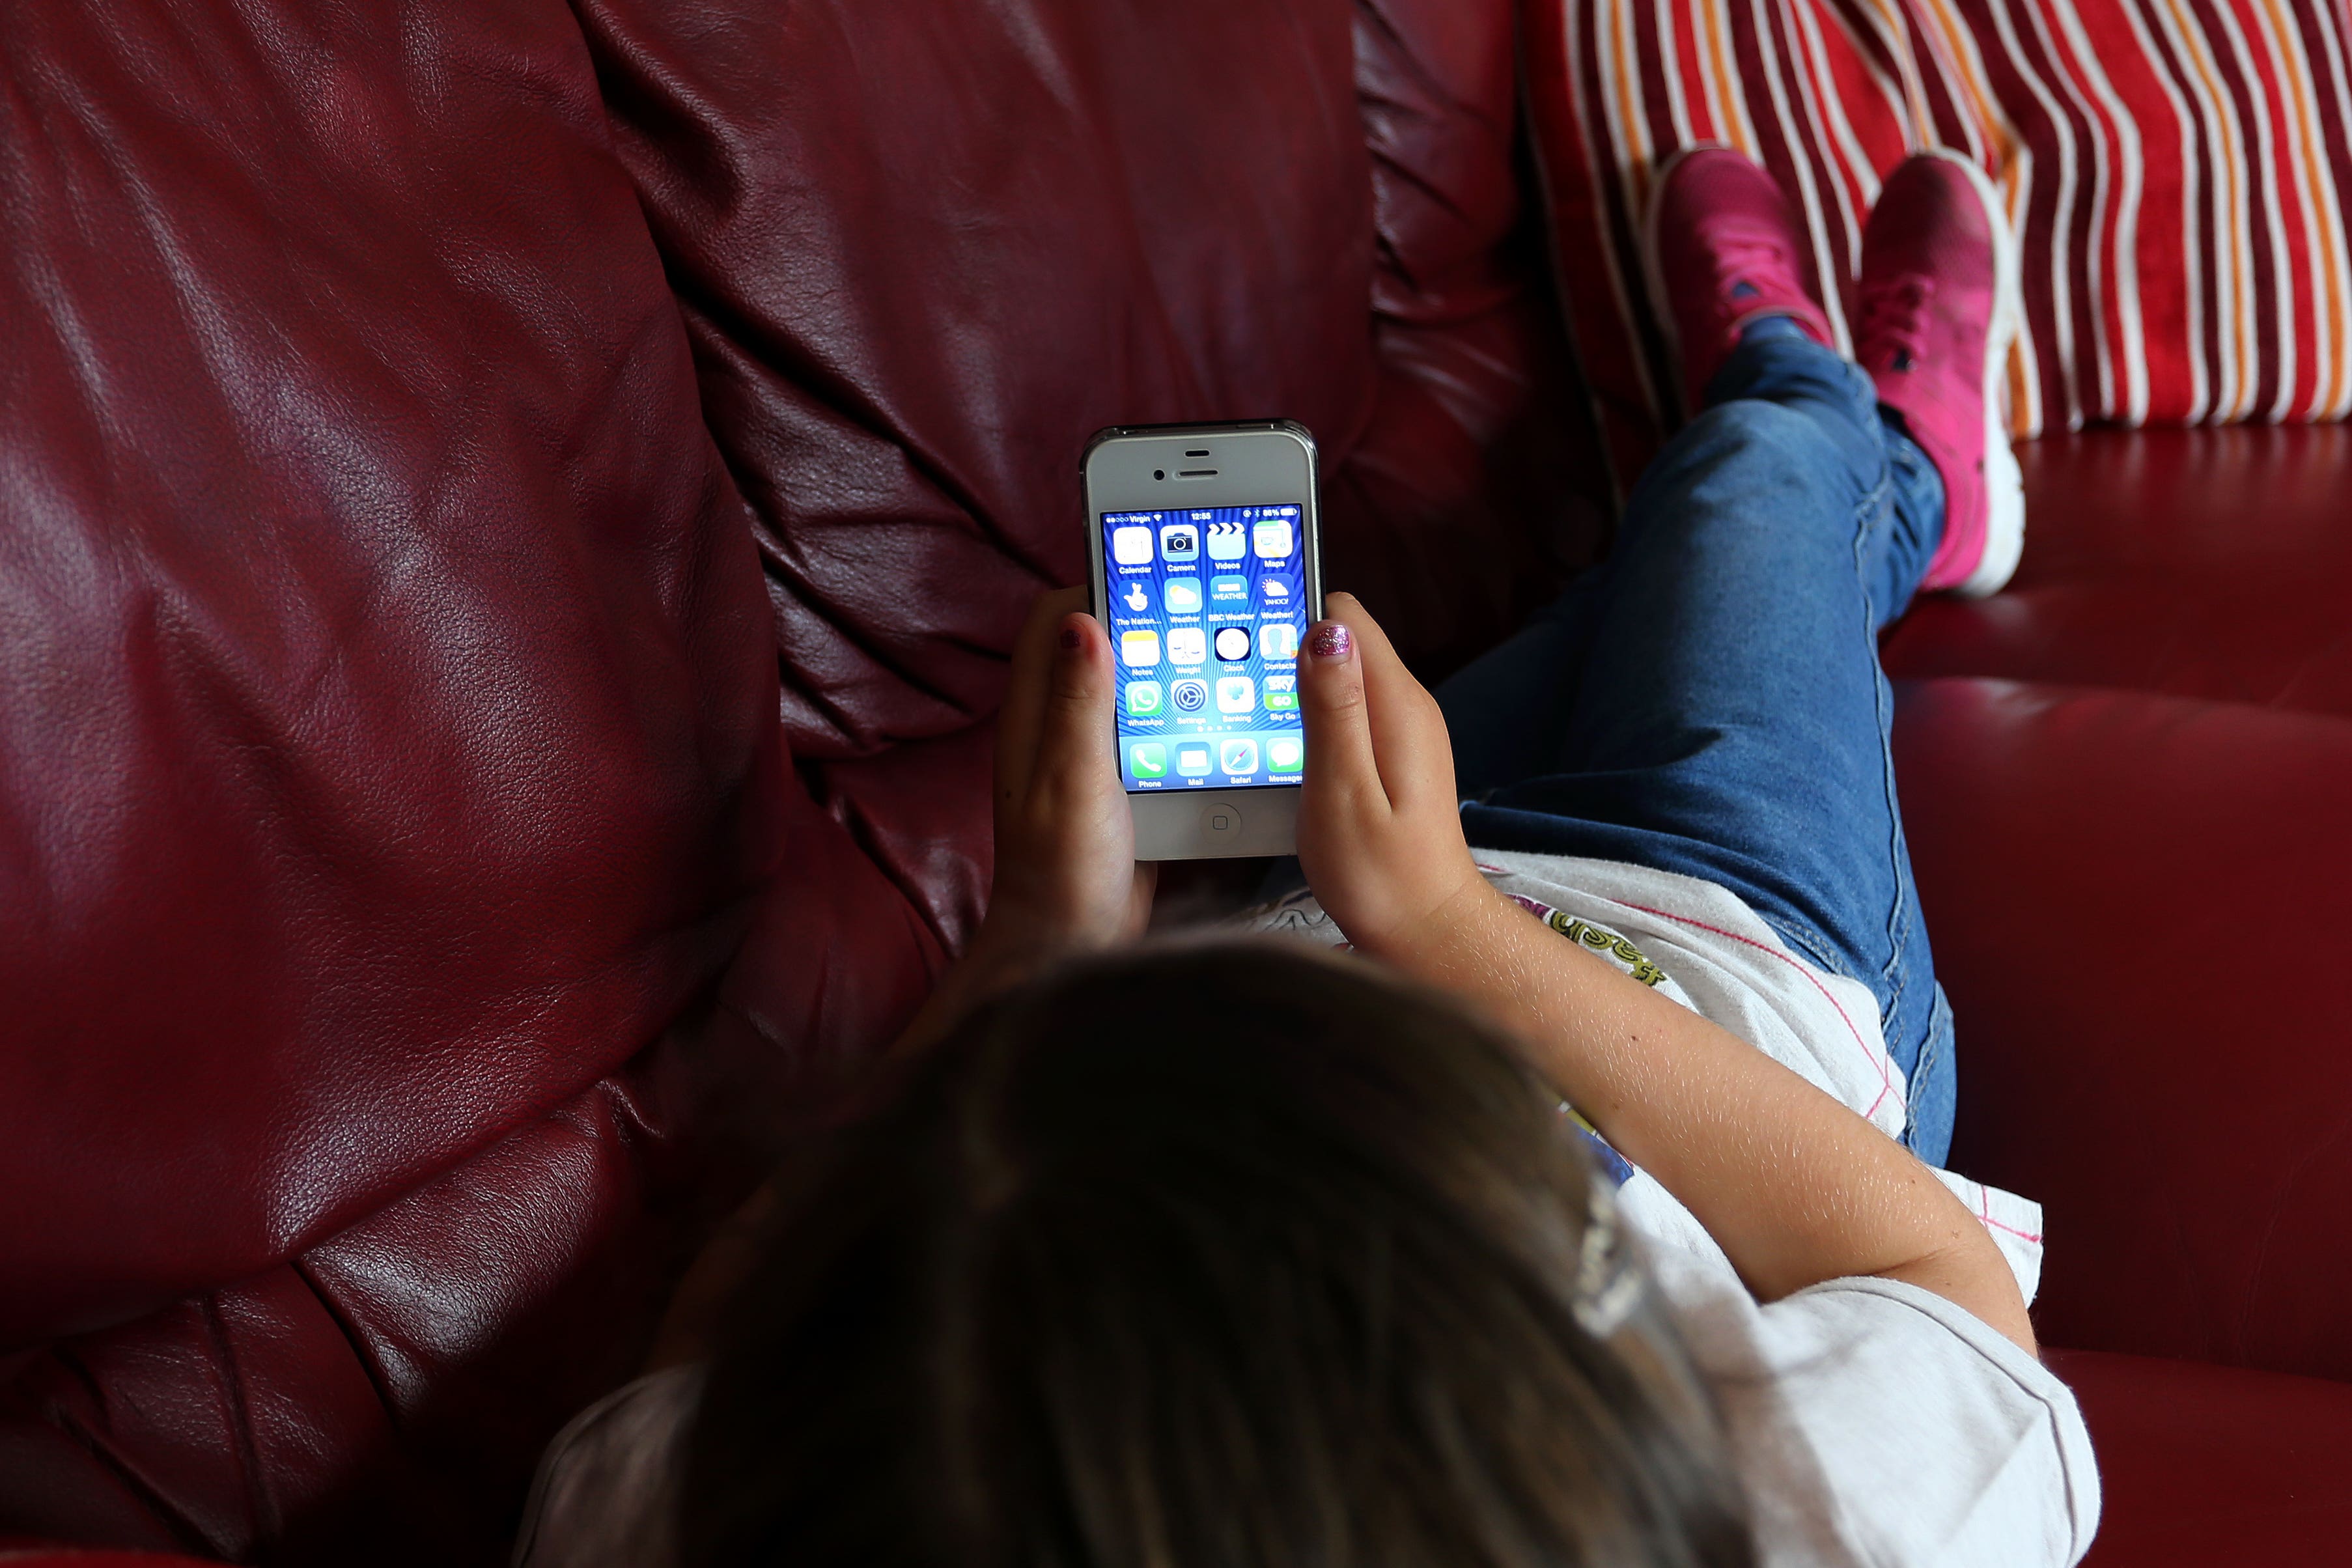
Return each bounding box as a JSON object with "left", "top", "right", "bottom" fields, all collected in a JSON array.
[{"left": 1267, "top": 736, "right": 1304, "bottom": 773}]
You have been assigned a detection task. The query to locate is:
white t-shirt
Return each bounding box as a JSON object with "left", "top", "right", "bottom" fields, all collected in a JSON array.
[
  {"left": 515, "top": 852, "right": 2100, "bottom": 1568},
  {"left": 1250, "top": 851, "right": 2101, "bottom": 1567}
]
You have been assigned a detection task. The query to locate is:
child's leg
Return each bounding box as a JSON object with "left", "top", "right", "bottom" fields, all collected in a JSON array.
[{"left": 1438, "top": 320, "right": 1957, "bottom": 1160}]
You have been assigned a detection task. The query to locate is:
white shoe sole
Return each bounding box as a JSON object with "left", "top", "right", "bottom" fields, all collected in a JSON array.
[{"left": 1918, "top": 149, "right": 2026, "bottom": 598}]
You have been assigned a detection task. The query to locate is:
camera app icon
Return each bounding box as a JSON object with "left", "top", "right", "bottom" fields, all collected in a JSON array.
[{"left": 1159, "top": 523, "right": 1199, "bottom": 563}]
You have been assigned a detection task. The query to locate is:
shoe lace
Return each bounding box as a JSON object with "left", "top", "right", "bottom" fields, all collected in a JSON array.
[
  {"left": 1858, "top": 275, "right": 1935, "bottom": 369},
  {"left": 1711, "top": 234, "right": 1792, "bottom": 305}
]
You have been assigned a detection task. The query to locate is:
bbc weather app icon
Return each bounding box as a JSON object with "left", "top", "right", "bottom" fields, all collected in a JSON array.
[
  {"left": 1166, "top": 627, "right": 1207, "bottom": 664},
  {"left": 1252, "top": 518, "right": 1294, "bottom": 560},
  {"left": 1205, "top": 520, "right": 1248, "bottom": 561},
  {"left": 1259, "top": 623, "right": 1298, "bottom": 660},
  {"left": 1119, "top": 630, "right": 1160, "bottom": 668},
  {"left": 1162, "top": 578, "right": 1203, "bottom": 614},
  {"left": 1159, "top": 523, "right": 1199, "bottom": 563},
  {"left": 1216, "top": 676, "right": 1255, "bottom": 714},
  {"left": 1128, "top": 742, "right": 1168, "bottom": 779},
  {"left": 1213, "top": 626, "right": 1251, "bottom": 661},
  {"left": 1126, "top": 680, "right": 1163, "bottom": 716},
  {"left": 1220, "top": 738, "right": 1260, "bottom": 774},
  {"left": 1112, "top": 525, "right": 1153, "bottom": 565},
  {"left": 1210, "top": 574, "right": 1250, "bottom": 603},
  {"left": 1267, "top": 735, "right": 1304, "bottom": 773},
  {"left": 1169, "top": 678, "right": 1209, "bottom": 714},
  {"left": 1175, "top": 743, "right": 1213, "bottom": 777}
]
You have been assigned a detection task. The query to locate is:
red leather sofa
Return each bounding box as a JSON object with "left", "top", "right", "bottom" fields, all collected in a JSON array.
[{"left": 1, "top": 1, "right": 2343, "bottom": 1565}]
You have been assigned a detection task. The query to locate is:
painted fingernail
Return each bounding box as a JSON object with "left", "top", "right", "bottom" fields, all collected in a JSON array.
[
  {"left": 1307, "top": 622, "right": 1352, "bottom": 661},
  {"left": 1059, "top": 625, "right": 1082, "bottom": 651}
]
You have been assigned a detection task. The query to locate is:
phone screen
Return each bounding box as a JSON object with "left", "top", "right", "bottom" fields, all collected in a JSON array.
[{"left": 1100, "top": 503, "right": 1309, "bottom": 792}]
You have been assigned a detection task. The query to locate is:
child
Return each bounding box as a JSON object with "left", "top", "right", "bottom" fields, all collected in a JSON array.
[{"left": 514, "top": 148, "right": 2098, "bottom": 1567}]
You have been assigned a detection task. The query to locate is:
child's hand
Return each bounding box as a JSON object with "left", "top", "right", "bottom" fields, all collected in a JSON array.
[
  {"left": 1294, "top": 593, "right": 1496, "bottom": 960},
  {"left": 979, "top": 587, "right": 1156, "bottom": 966}
]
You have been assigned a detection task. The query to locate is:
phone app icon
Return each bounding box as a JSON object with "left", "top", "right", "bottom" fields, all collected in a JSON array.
[
  {"left": 1166, "top": 627, "right": 1207, "bottom": 664},
  {"left": 1126, "top": 680, "right": 1163, "bottom": 716},
  {"left": 1128, "top": 742, "right": 1168, "bottom": 779},
  {"left": 1259, "top": 576, "right": 1293, "bottom": 604},
  {"left": 1205, "top": 520, "right": 1248, "bottom": 561},
  {"left": 1170, "top": 678, "right": 1209, "bottom": 714},
  {"left": 1252, "top": 518, "right": 1295, "bottom": 560},
  {"left": 1263, "top": 673, "right": 1298, "bottom": 710},
  {"left": 1111, "top": 525, "right": 1153, "bottom": 566},
  {"left": 1121, "top": 581, "right": 1149, "bottom": 612},
  {"left": 1220, "top": 738, "right": 1260, "bottom": 774},
  {"left": 1120, "top": 630, "right": 1160, "bottom": 668},
  {"left": 1259, "top": 623, "right": 1298, "bottom": 660},
  {"left": 1159, "top": 523, "right": 1199, "bottom": 563},
  {"left": 1216, "top": 676, "right": 1255, "bottom": 714},
  {"left": 1267, "top": 735, "right": 1304, "bottom": 773},
  {"left": 1175, "top": 743, "right": 1214, "bottom": 777},
  {"left": 1210, "top": 574, "right": 1250, "bottom": 603},
  {"left": 1213, "top": 626, "right": 1251, "bottom": 662},
  {"left": 1162, "top": 578, "right": 1203, "bottom": 614}
]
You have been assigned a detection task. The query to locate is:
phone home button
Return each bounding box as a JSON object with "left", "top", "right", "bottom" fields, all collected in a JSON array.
[{"left": 1200, "top": 802, "right": 1244, "bottom": 843}]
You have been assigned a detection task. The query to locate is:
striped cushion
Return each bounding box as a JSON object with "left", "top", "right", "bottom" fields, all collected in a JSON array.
[{"left": 1524, "top": 0, "right": 2352, "bottom": 486}]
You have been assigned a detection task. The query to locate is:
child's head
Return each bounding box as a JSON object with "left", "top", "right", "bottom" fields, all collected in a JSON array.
[{"left": 682, "top": 940, "right": 1753, "bottom": 1567}]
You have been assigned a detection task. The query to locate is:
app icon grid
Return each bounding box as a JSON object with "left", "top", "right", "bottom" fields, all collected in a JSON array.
[{"left": 1102, "top": 502, "right": 1307, "bottom": 792}]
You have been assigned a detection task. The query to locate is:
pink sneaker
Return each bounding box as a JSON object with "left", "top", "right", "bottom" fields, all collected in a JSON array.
[
  {"left": 1857, "top": 150, "right": 2025, "bottom": 596},
  {"left": 1641, "top": 146, "right": 1835, "bottom": 415}
]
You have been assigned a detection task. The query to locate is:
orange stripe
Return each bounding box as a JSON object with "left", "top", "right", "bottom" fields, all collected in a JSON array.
[{"left": 2254, "top": 0, "right": 2347, "bottom": 412}]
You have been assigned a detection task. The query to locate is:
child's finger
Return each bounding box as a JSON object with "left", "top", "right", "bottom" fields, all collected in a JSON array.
[
  {"left": 998, "top": 587, "right": 1091, "bottom": 806},
  {"left": 1296, "top": 616, "right": 1390, "bottom": 815},
  {"left": 1323, "top": 593, "right": 1457, "bottom": 810},
  {"left": 1024, "top": 611, "right": 1117, "bottom": 815}
]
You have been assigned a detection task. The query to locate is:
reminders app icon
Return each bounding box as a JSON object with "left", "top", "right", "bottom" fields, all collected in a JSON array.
[{"left": 1111, "top": 525, "right": 1153, "bottom": 566}]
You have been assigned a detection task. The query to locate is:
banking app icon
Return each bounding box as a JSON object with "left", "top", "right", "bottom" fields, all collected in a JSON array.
[
  {"left": 1210, "top": 574, "right": 1250, "bottom": 604},
  {"left": 1267, "top": 735, "right": 1304, "bottom": 773},
  {"left": 1259, "top": 623, "right": 1298, "bottom": 660},
  {"left": 1263, "top": 673, "right": 1298, "bottom": 710},
  {"left": 1220, "top": 738, "right": 1261, "bottom": 774},
  {"left": 1170, "top": 678, "right": 1209, "bottom": 714},
  {"left": 1125, "top": 680, "right": 1163, "bottom": 716},
  {"left": 1166, "top": 627, "right": 1207, "bottom": 664},
  {"left": 1119, "top": 630, "right": 1160, "bottom": 668},
  {"left": 1252, "top": 518, "right": 1294, "bottom": 560},
  {"left": 1121, "top": 581, "right": 1149, "bottom": 612},
  {"left": 1175, "top": 743, "right": 1214, "bottom": 777},
  {"left": 1111, "top": 525, "right": 1153, "bottom": 565},
  {"left": 1205, "top": 519, "right": 1248, "bottom": 561},
  {"left": 1128, "top": 742, "right": 1168, "bottom": 779},
  {"left": 1162, "top": 578, "right": 1203, "bottom": 615},
  {"left": 1213, "top": 626, "right": 1252, "bottom": 662},
  {"left": 1216, "top": 676, "right": 1255, "bottom": 714},
  {"left": 1159, "top": 523, "right": 1199, "bottom": 563}
]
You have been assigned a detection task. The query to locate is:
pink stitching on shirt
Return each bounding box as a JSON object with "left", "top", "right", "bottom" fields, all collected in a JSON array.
[
  {"left": 1977, "top": 1186, "right": 2045, "bottom": 1244},
  {"left": 1613, "top": 900, "right": 1897, "bottom": 1120}
]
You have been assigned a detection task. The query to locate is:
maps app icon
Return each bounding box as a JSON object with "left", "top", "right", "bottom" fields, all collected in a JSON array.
[{"left": 1205, "top": 520, "right": 1248, "bottom": 561}]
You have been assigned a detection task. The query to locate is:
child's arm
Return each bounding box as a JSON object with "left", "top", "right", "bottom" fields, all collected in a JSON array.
[{"left": 1293, "top": 596, "right": 2036, "bottom": 1355}]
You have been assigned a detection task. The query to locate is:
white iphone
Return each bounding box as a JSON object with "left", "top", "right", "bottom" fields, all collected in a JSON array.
[{"left": 1083, "top": 421, "right": 1324, "bottom": 860}]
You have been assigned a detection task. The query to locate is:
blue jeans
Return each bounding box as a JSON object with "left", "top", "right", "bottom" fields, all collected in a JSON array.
[{"left": 1440, "top": 319, "right": 1958, "bottom": 1164}]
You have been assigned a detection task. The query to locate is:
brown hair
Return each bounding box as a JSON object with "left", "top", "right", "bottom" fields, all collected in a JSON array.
[{"left": 679, "top": 940, "right": 1754, "bottom": 1568}]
